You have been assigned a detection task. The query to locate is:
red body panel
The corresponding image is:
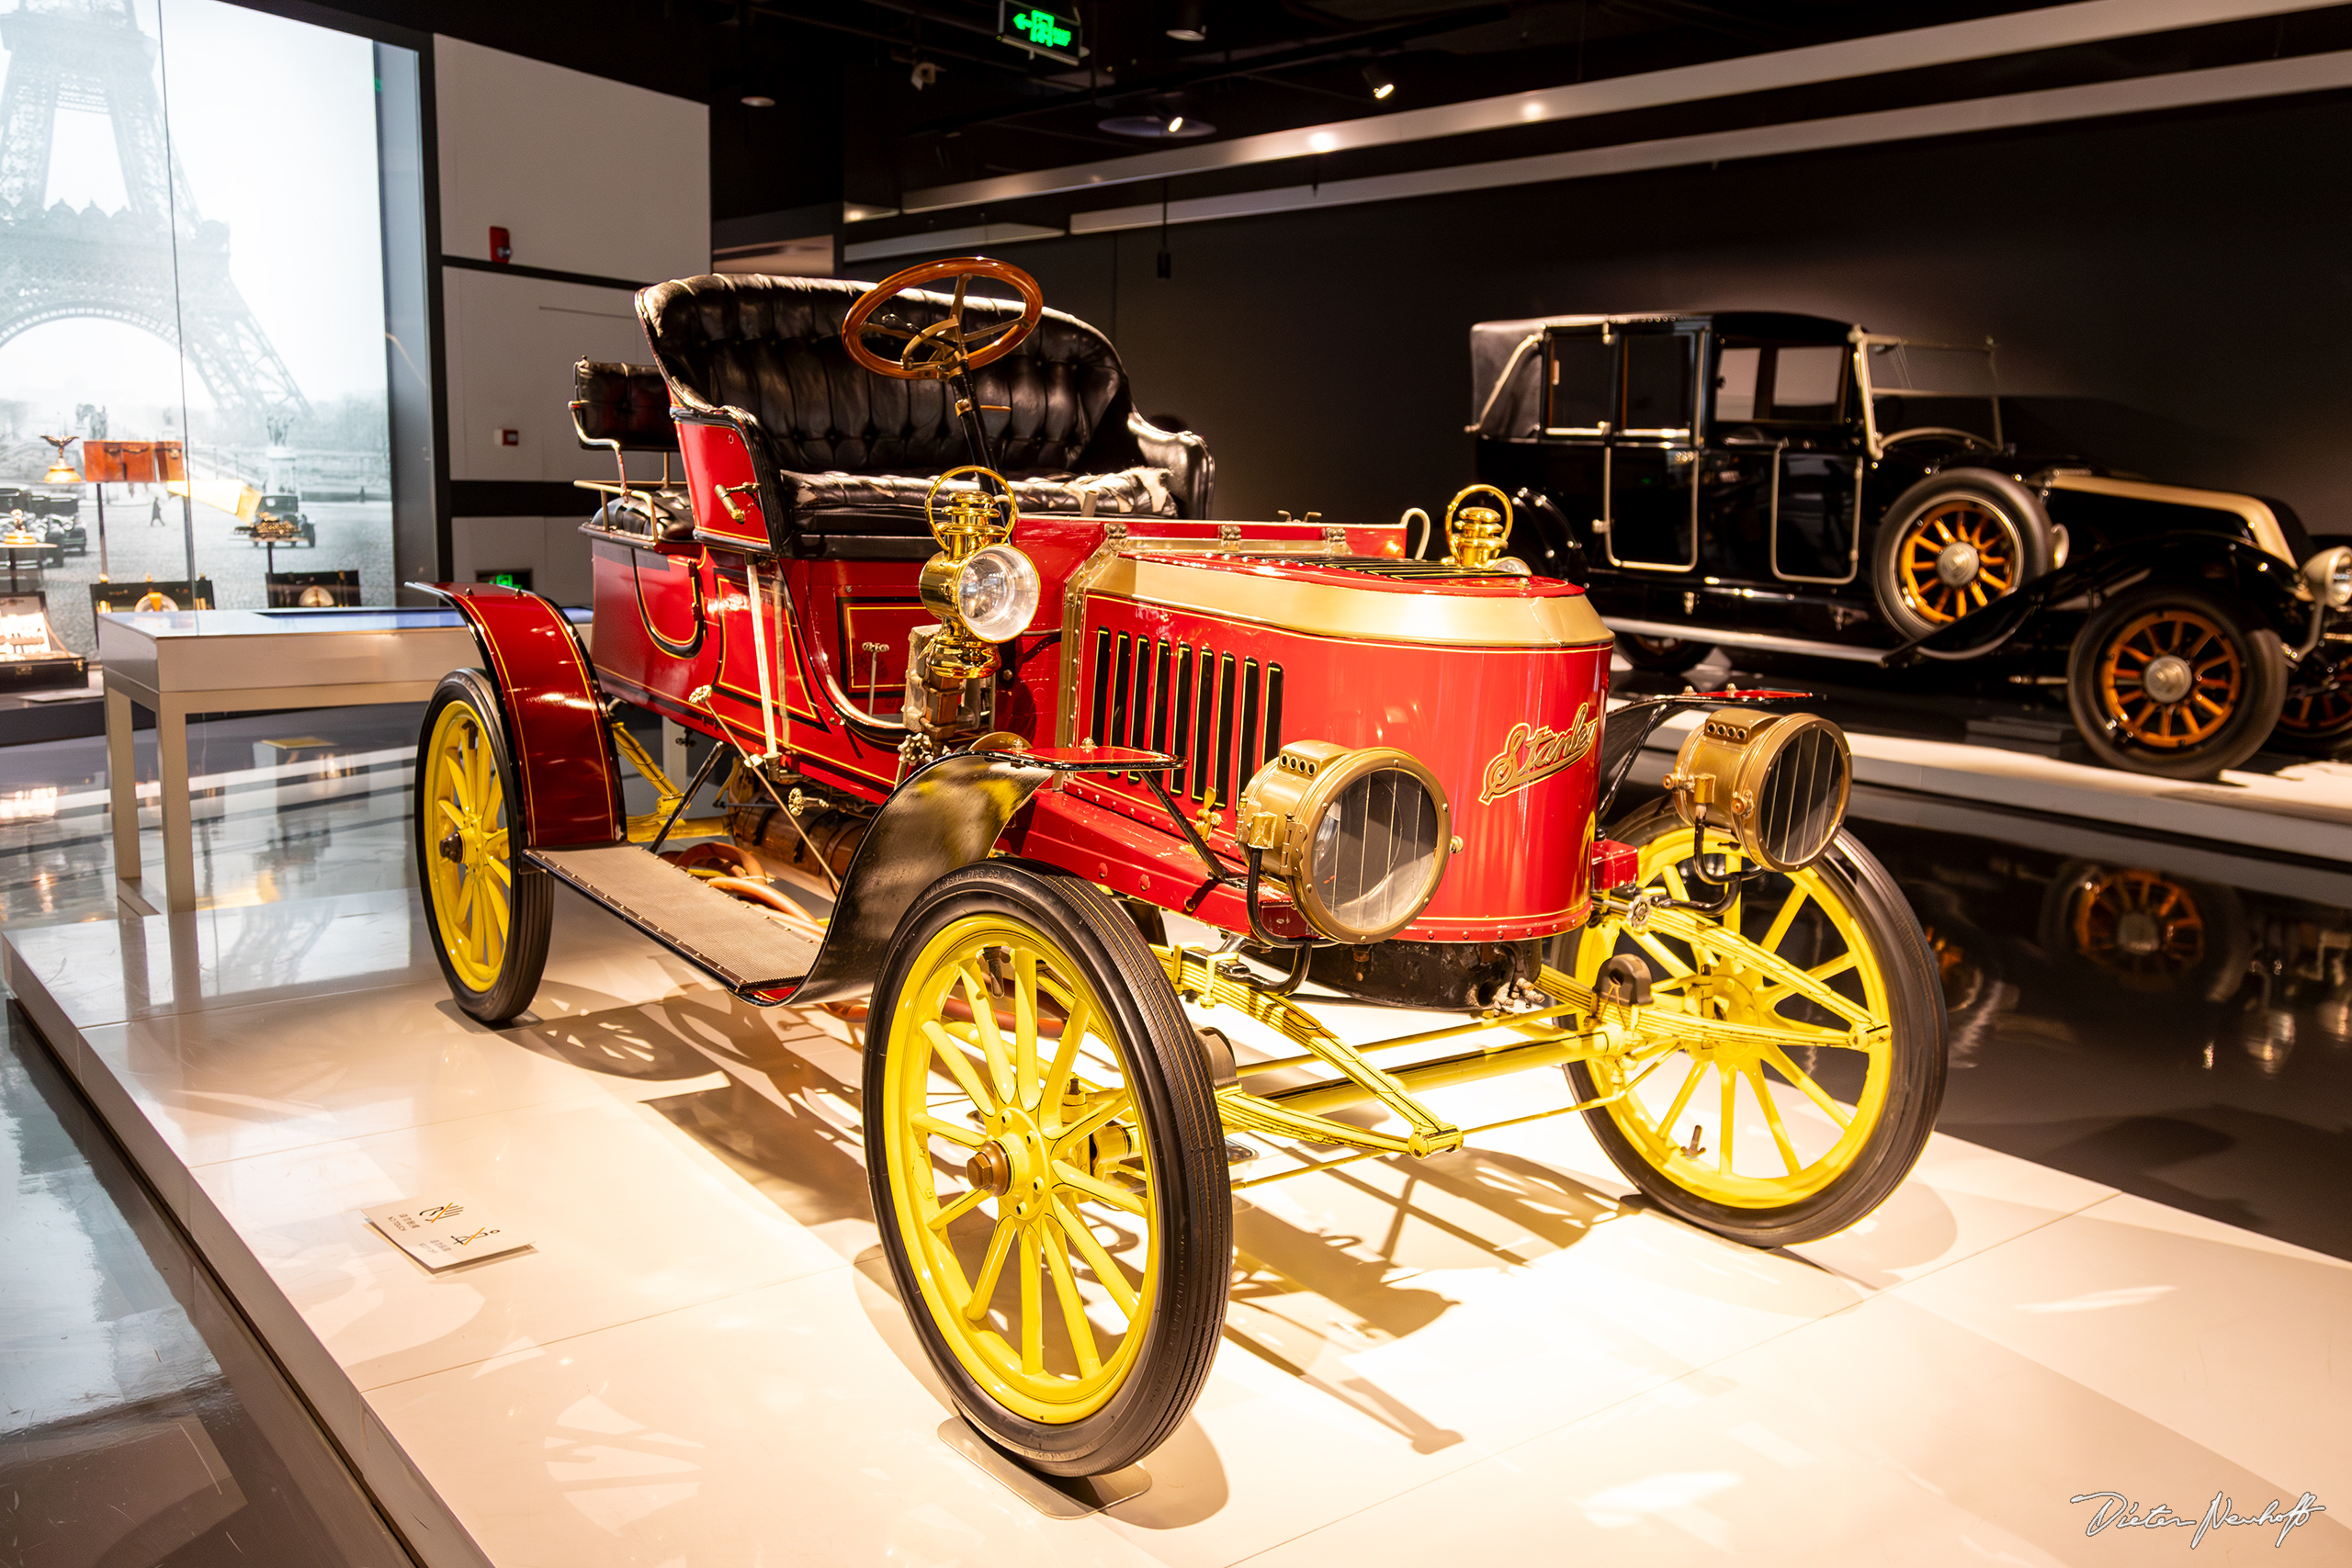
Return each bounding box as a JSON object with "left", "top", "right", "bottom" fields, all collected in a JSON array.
[
  {"left": 585, "top": 507, "right": 1611, "bottom": 942},
  {"left": 675, "top": 420, "right": 767, "bottom": 550},
  {"left": 435, "top": 582, "right": 625, "bottom": 848}
]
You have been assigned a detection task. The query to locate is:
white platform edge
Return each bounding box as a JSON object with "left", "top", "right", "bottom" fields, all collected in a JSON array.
[{"left": 2, "top": 941, "right": 498, "bottom": 1568}]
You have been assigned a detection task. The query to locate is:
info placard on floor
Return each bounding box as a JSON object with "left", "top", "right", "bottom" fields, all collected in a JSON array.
[{"left": 364, "top": 1198, "right": 532, "bottom": 1270}]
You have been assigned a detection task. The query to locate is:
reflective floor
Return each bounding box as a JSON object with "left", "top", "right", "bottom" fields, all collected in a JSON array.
[
  {"left": 0, "top": 1007, "right": 416, "bottom": 1566},
  {"left": 2, "top": 700, "right": 2350, "bottom": 1562}
]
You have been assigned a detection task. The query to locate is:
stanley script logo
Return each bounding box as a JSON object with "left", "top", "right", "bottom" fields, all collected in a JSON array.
[{"left": 1480, "top": 705, "right": 1599, "bottom": 804}]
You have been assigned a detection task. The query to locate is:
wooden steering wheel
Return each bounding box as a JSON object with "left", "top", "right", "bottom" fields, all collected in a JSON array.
[{"left": 842, "top": 257, "right": 1045, "bottom": 381}]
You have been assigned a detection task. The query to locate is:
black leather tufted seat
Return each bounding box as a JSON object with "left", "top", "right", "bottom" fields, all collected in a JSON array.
[
  {"left": 572, "top": 360, "right": 694, "bottom": 543},
  {"left": 635, "top": 274, "right": 1213, "bottom": 551}
]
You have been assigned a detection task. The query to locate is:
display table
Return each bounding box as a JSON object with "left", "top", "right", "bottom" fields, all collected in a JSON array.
[{"left": 98, "top": 607, "right": 580, "bottom": 914}]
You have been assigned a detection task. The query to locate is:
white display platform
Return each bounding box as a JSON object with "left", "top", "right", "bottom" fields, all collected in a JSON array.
[{"left": 8, "top": 888, "right": 2350, "bottom": 1565}]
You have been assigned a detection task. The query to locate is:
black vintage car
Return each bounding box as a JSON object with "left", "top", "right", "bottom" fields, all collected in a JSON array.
[
  {"left": 243, "top": 491, "right": 315, "bottom": 547},
  {"left": 1466, "top": 311, "right": 2352, "bottom": 778}
]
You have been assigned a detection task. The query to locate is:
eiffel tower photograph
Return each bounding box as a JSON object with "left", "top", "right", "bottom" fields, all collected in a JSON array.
[{"left": 0, "top": 0, "right": 304, "bottom": 420}]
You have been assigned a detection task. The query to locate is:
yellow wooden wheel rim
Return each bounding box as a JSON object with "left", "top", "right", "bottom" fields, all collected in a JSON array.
[
  {"left": 879, "top": 914, "right": 1158, "bottom": 1425},
  {"left": 1894, "top": 499, "right": 2020, "bottom": 625},
  {"left": 2096, "top": 607, "right": 2242, "bottom": 749},
  {"left": 1575, "top": 828, "right": 1894, "bottom": 1207},
  {"left": 423, "top": 696, "right": 513, "bottom": 991}
]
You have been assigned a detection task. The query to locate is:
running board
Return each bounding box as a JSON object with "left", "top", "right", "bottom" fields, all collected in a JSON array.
[
  {"left": 531, "top": 844, "right": 818, "bottom": 993},
  {"left": 1604, "top": 617, "right": 1894, "bottom": 665}
]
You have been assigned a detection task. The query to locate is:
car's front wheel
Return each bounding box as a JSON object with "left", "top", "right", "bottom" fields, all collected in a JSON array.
[
  {"left": 1618, "top": 634, "right": 1716, "bottom": 675},
  {"left": 415, "top": 670, "right": 552, "bottom": 1025},
  {"left": 864, "top": 860, "right": 1229, "bottom": 1478},
  {"left": 2065, "top": 586, "right": 2284, "bottom": 779}
]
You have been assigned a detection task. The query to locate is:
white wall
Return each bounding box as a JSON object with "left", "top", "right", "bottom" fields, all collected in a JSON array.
[
  {"left": 435, "top": 37, "right": 707, "bottom": 599},
  {"left": 444, "top": 268, "right": 668, "bottom": 484},
  {"left": 435, "top": 36, "right": 709, "bottom": 283}
]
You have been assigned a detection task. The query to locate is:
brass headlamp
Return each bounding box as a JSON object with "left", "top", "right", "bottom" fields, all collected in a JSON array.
[
  {"left": 1665, "top": 707, "right": 1852, "bottom": 872},
  {"left": 1240, "top": 740, "right": 1453, "bottom": 943},
  {"left": 910, "top": 465, "right": 1040, "bottom": 735}
]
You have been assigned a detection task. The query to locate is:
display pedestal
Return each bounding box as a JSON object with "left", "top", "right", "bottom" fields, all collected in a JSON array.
[{"left": 935, "top": 1417, "right": 1150, "bottom": 1518}]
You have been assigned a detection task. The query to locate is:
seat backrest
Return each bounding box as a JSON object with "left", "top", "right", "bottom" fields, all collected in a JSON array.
[
  {"left": 572, "top": 361, "right": 679, "bottom": 453},
  {"left": 634, "top": 274, "right": 1142, "bottom": 478}
]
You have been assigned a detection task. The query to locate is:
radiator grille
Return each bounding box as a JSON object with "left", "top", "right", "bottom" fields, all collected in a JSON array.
[{"left": 1089, "top": 629, "right": 1282, "bottom": 815}]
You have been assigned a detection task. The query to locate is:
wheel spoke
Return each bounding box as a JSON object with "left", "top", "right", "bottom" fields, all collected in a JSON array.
[
  {"left": 962, "top": 1215, "right": 1017, "bottom": 1322},
  {"left": 913, "top": 1111, "right": 986, "bottom": 1148},
  {"left": 922, "top": 1019, "right": 1000, "bottom": 1116},
  {"left": 1760, "top": 884, "right": 1809, "bottom": 951},
  {"left": 927, "top": 1182, "right": 991, "bottom": 1232},
  {"left": 1758, "top": 1040, "right": 1855, "bottom": 1130},
  {"left": 1012, "top": 949, "right": 1041, "bottom": 1109},
  {"left": 1051, "top": 1158, "right": 1146, "bottom": 1216},
  {"left": 1747, "top": 1066, "right": 1803, "bottom": 1174},
  {"left": 1053, "top": 1196, "right": 1139, "bottom": 1320},
  {"left": 1037, "top": 998, "right": 1090, "bottom": 1131},
  {"left": 958, "top": 964, "right": 1013, "bottom": 1105},
  {"left": 1057, "top": 1089, "right": 1133, "bottom": 1152},
  {"left": 1041, "top": 1224, "right": 1102, "bottom": 1378},
  {"left": 1717, "top": 1065, "right": 1736, "bottom": 1175},
  {"left": 482, "top": 873, "right": 510, "bottom": 939},
  {"left": 1655, "top": 1059, "right": 1702, "bottom": 1148},
  {"left": 1625, "top": 926, "right": 1695, "bottom": 980},
  {"left": 1018, "top": 1224, "right": 1043, "bottom": 1376}
]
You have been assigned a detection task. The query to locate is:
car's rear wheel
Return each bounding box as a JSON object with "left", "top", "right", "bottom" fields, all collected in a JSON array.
[
  {"left": 1871, "top": 474, "right": 2055, "bottom": 640},
  {"left": 2273, "top": 644, "right": 2352, "bottom": 754},
  {"left": 1567, "top": 801, "right": 1946, "bottom": 1248},
  {"left": 2065, "top": 586, "right": 2284, "bottom": 779},
  {"left": 1618, "top": 634, "right": 1716, "bottom": 675},
  {"left": 865, "top": 860, "right": 1229, "bottom": 1478},
  {"left": 415, "top": 671, "right": 552, "bottom": 1026}
]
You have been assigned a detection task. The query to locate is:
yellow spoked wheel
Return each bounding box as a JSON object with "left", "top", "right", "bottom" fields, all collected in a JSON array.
[
  {"left": 1891, "top": 498, "right": 2021, "bottom": 626},
  {"left": 2066, "top": 587, "right": 2284, "bottom": 779},
  {"left": 1569, "top": 802, "right": 1945, "bottom": 1247},
  {"left": 414, "top": 670, "right": 551, "bottom": 1025},
  {"left": 865, "top": 860, "right": 1227, "bottom": 1478}
]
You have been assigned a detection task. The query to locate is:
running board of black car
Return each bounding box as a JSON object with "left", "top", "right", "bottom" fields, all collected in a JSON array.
[{"left": 1603, "top": 617, "right": 1893, "bottom": 665}]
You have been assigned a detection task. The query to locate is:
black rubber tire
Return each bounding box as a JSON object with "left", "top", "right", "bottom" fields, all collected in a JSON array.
[
  {"left": 1567, "top": 800, "right": 1948, "bottom": 1248},
  {"left": 1871, "top": 470, "right": 2056, "bottom": 641},
  {"left": 2065, "top": 586, "right": 2285, "bottom": 780},
  {"left": 413, "top": 669, "right": 553, "bottom": 1026},
  {"left": 864, "top": 859, "right": 1230, "bottom": 1478},
  {"left": 1619, "top": 634, "right": 1716, "bottom": 675},
  {"left": 2273, "top": 644, "right": 2352, "bottom": 755}
]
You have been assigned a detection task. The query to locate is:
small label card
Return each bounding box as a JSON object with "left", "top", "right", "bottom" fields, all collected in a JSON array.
[{"left": 364, "top": 1197, "right": 532, "bottom": 1270}]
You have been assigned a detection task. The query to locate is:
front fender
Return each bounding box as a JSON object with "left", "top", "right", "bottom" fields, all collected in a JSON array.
[
  {"left": 1885, "top": 532, "right": 2308, "bottom": 666},
  {"left": 413, "top": 581, "right": 626, "bottom": 849}
]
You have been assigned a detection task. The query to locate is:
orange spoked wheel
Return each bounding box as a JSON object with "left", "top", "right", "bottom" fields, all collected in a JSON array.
[
  {"left": 2065, "top": 867, "right": 2206, "bottom": 987},
  {"left": 2065, "top": 587, "right": 2284, "bottom": 779},
  {"left": 2275, "top": 646, "right": 2352, "bottom": 752},
  {"left": 1890, "top": 498, "right": 2021, "bottom": 626}
]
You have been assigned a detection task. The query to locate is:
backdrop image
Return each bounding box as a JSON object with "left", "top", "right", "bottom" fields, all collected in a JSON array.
[{"left": 0, "top": 0, "right": 391, "bottom": 654}]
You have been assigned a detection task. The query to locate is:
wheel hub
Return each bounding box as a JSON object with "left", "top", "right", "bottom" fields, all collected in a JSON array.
[
  {"left": 437, "top": 829, "right": 465, "bottom": 863},
  {"left": 1934, "top": 541, "right": 1981, "bottom": 588},
  {"left": 980, "top": 1105, "right": 1053, "bottom": 1219},
  {"left": 965, "top": 1140, "right": 1011, "bottom": 1197},
  {"left": 2113, "top": 909, "right": 2164, "bottom": 958},
  {"left": 2143, "top": 653, "right": 2194, "bottom": 705}
]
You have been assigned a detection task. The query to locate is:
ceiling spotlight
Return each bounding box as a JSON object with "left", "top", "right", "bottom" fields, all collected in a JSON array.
[
  {"left": 1099, "top": 110, "right": 1215, "bottom": 139},
  {"left": 910, "top": 58, "right": 941, "bottom": 90},
  {"left": 1166, "top": 0, "right": 1206, "bottom": 41},
  {"left": 1363, "top": 61, "right": 1396, "bottom": 100},
  {"left": 740, "top": 93, "right": 775, "bottom": 107}
]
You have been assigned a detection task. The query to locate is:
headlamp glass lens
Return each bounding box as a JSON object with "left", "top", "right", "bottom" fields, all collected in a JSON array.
[{"left": 956, "top": 544, "right": 1041, "bottom": 642}]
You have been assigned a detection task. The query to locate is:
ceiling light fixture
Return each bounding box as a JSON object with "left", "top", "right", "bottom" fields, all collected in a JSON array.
[
  {"left": 1363, "top": 61, "right": 1396, "bottom": 100},
  {"left": 1166, "top": 0, "right": 1205, "bottom": 42},
  {"left": 1099, "top": 110, "right": 1215, "bottom": 139},
  {"left": 1166, "top": 114, "right": 1184, "bottom": 132},
  {"left": 910, "top": 58, "right": 941, "bottom": 90},
  {"left": 741, "top": 93, "right": 775, "bottom": 107}
]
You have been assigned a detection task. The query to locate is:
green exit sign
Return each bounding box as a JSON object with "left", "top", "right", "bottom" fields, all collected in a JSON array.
[{"left": 997, "top": 3, "right": 1083, "bottom": 65}]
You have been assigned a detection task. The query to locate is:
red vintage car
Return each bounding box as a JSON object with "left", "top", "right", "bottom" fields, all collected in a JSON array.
[{"left": 413, "top": 257, "right": 1947, "bottom": 1479}]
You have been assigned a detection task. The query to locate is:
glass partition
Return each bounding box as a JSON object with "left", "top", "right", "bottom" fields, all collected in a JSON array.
[{"left": 0, "top": 0, "right": 422, "bottom": 657}]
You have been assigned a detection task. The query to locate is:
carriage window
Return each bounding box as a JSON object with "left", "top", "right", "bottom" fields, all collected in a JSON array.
[
  {"left": 1772, "top": 346, "right": 1845, "bottom": 422},
  {"left": 1622, "top": 333, "right": 1693, "bottom": 433},
  {"left": 1546, "top": 332, "right": 1612, "bottom": 431},
  {"left": 1713, "top": 346, "right": 1760, "bottom": 423}
]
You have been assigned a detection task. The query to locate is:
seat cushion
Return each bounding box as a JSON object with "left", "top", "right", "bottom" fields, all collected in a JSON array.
[
  {"left": 775, "top": 466, "right": 1179, "bottom": 534},
  {"left": 591, "top": 489, "right": 695, "bottom": 542}
]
